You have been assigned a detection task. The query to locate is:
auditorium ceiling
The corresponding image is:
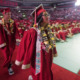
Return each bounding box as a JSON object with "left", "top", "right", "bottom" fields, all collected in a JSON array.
[{"left": 0, "top": 0, "right": 77, "bottom": 9}]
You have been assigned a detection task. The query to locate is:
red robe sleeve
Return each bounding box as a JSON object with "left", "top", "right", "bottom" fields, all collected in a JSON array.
[
  {"left": 13, "top": 22, "right": 21, "bottom": 43},
  {"left": 52, "top": 43, "right": 58, "bottom": 57},
  {"left": 15, "top": 28, "right": 37, "bottom": 69},
  {"left": 15, "top": 30, "right": 29, "bottom": 65},
  {"left": 53, "top": 47, "right": 57, "bottom": 56},
  {"left": 0, "top": 24, "right": 6, "bottom": 48}
]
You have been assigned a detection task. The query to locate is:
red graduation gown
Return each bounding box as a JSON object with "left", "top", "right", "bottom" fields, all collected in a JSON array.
[
  {"left": 15, "top": 28, "right": 57, "bottom": 80},
  {"left": 0, "top": 22, "right": 20, "bottom": 67}
]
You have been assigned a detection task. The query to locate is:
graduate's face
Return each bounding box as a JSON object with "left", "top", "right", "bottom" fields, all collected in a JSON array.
[
  {"left": 42, "top": 11, "right": 50, "bottom": 24},
  {"left": 3, "top": 12, "right": 11, "bottom": 20}
]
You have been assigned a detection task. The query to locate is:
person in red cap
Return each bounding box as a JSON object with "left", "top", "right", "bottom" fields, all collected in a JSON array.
[
  {"left": 15, "top": 4, "right": 57, "bottom": 80},
  {"left": 0, "top": 8, "right": 20, "bottom": 75}
]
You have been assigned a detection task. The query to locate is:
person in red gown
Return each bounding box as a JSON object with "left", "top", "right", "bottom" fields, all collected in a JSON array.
[
  {"left": 15, "top": 4, "right": 57, "bottom": 80},
  {"left": 0, "top": 8, "right": 20, "bottom": 75},
  {"left": 52, "top": 22, "right": 65, "bottom": 42}
]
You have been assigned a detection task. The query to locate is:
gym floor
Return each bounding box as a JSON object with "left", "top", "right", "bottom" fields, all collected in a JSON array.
[{"left": 53, "top": 33, "right": 80, "bottom": 74}]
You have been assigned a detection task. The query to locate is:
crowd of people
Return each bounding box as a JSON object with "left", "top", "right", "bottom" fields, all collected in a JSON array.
[
  {"left": 50, "top": 20, "right": 80, "bottom": 42},
  {"left": 0, "top": 6, "right": 80, "bottom": 21},
  {"left": 0, "top": 4, "right": 80, "bottom": 80},
  {"left": 51, "top": 6, "right": 80, "bottom": 20}
]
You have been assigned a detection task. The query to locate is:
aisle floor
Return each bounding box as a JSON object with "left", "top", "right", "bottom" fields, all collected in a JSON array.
[{"left": 53, "top": 33, "right": 80, "bottom": 74}]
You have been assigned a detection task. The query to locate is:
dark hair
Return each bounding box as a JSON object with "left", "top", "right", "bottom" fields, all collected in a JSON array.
[{"left": 36, "top": 12, "right": 43, "bottom": 26}]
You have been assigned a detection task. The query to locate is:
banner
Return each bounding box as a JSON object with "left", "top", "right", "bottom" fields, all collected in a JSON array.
[{"left": 0, "top": 0, "right": 18, "bottom": 7}]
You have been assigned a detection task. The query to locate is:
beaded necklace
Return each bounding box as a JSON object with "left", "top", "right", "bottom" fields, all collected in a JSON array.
[
  {"left": 39, "top": 25, "right": 56, "bottom": 52},
  {"left": 2, "top": 18, "right": 14, "bottom": 34}
]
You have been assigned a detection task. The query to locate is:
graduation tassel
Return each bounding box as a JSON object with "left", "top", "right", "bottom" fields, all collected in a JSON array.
[
  {"left": 33, "top": 7, "right": 38, "bottom": 28},
  {"left": 34, "top": 8, "right": 36, "bottom": 25}
]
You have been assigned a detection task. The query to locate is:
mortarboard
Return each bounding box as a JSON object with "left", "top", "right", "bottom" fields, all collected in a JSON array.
[{"left": 31, "top": 4, "right": 46, "bottom": 25}]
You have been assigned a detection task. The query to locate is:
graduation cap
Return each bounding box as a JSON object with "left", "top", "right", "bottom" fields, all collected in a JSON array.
[
  {"left": 1, "top": 8, "right": 10, "bottom": 14},
  {"left": 31, "top": 4, "right": 46, "bottom": 25}
]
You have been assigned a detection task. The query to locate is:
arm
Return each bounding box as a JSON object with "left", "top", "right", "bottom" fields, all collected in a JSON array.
[
  {"left": 15, "top": 30, "right": 29, "bottom": 65},
  {"left": 15, "top": 29, "right": 37, "bottom": 69},
  {"left": 13, "top": 22, "right": 21, "bottom": 45},
  {"left": 52, "top": 42, "right": 58, "bottom": 57},
  {"left": 22, "top": 29, "right": 37, "bottom": 69},
  {"left": 0, "top": 25, "right": 6, "bottom": 48},
  {"left": 52, "top": 47, "right": 58, "bottom": 57}
]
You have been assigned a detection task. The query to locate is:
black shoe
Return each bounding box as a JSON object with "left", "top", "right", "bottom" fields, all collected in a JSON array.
[
  {"left": 8, "top": 68, "right": 14, "bottom": 75},
  {"left": 10, "top": 63, "right": 13, "bottom": 67}
]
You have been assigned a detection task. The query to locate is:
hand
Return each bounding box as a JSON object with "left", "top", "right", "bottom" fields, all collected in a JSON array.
[
  {"left": 52, "top": 53, "right": 58, "bottom": 57},
  {"left": 16, "top": 42, "right": 20, "bottom": 46}
]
